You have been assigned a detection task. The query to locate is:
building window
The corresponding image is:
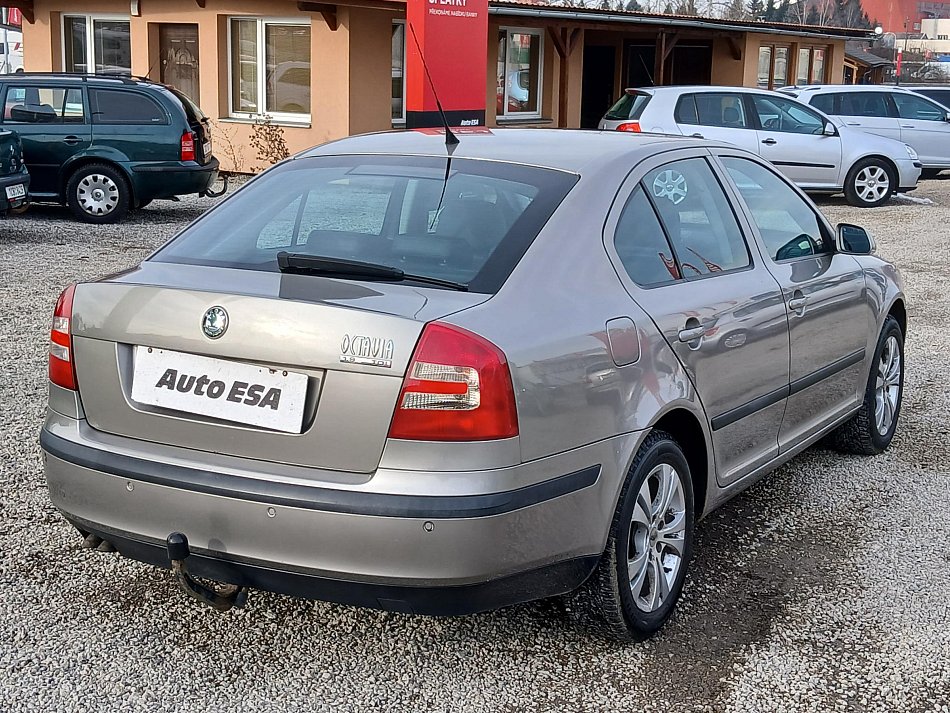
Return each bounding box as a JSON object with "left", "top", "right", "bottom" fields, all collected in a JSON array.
[
  {"left": 229, "top": 17, "right": 311, "bottom": 121},
  {"left": 497, "top": 29, "right": 542, "bottom": 118},
  {"left": 758, "top": 44, "right": 790, "bottom": 90},
  {"left": 392, "top": 22, "right": 405, "bottom": 124},
  {"left": 797, "top": 47, "right": 827, "bottom": 85},
  {"left": 63, "top": 15, "right": 131, "bottom": 75}
]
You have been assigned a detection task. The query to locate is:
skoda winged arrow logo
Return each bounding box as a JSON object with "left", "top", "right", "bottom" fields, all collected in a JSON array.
[{"left": 201, "top": 306, "right": 228, "bottom": 339}]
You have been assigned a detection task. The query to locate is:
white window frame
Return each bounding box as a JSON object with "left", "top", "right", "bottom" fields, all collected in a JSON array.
[
  {"left": 392, "top": 20, "right": 406, "bottom": 126},
  {"left": 497, "top": 27, "right": 544, "bottom": 120},
  {"left": 61, "top": 14, "right": 131, "bottom": 75},
  {"left": 226, "top": 16, "right": 311, "bottom": 124}
]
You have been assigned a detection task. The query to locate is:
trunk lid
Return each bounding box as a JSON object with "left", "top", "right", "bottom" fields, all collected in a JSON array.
[{"left": 70, "top": 262, "right": 489, "bottom": 474}]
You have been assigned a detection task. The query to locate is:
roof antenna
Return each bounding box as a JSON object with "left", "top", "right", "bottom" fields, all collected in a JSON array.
[{"left": 408, "top": 23, "right": 459, "bottom": 149}]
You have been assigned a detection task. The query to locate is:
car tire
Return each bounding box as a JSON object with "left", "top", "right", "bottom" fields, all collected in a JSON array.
[
  {"left": 66, "top": 163, "right": 131, "bottom": 224},
  {"left": 844, "top": 158, "right": 895, "bottom": 208},
  {"left": 569, "top": 430, "right": 694, "bottom": 640},
  {"left": 828, "top": 315, "right": 904, "bottom": 455}
]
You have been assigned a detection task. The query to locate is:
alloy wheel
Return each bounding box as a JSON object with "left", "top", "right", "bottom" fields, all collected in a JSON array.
[
  {"left": 627, "top": 463, "right": 686, "bottom": 613},
  {"left": 875, "top": 334, "right": 901, "bottom": 436},
  {"left": 76, "top": 174, "right": 120, "bottom": 216},
  {"left": 854, "top": 165, "right": 890, "bottom": 204}
]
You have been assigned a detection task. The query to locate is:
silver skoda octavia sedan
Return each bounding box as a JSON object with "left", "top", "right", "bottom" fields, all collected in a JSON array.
[{"left": 40, "top": 129, "right": 906, "bottom": 639}]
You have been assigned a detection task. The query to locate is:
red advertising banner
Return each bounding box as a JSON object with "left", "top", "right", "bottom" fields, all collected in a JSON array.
[
  {"left": 3, "top": 8, "right": 23, "bottom": 27},
  {"left": 406, "top": 0, "right": 489, "bottom": 129}
]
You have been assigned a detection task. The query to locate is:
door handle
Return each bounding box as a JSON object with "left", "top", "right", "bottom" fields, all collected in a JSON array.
[
  {"left": 678, "top": 325, "right": 707, "bottom": 343},
  {"left": 761, "top": 138, "right": 777, "bottom": 145},
  {"left": 900, "top": 124, "right": 914, "bottom": 128},
  {"left": 690, "top": 132, "right": 704, "bottom": 138},
  {"left": 788, "top": 295, "right": 808, "bottom": 312},
  {"left": 846, "top": 122, "right": 861, "bottom": 126},
  {"left": 63, "top": 136, "right": 81, "bottom": 145}
]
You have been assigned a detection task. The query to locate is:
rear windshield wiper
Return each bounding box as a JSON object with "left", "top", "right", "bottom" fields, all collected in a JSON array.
[{"left": 276, "top": 252, "right": 469, "bottom": 292}]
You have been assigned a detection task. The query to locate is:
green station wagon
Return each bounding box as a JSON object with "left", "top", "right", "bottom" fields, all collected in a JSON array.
[{"left": 0, "top": 74, "right": 220, "bottom": 223}]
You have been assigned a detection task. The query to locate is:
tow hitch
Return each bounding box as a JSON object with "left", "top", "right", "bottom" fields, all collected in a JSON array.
[
  {"left": 166, "top": 532, "right": 248, "bottom": 612},
  {"left": 202, "top": 174, "right": 229, "bottom": 199}
]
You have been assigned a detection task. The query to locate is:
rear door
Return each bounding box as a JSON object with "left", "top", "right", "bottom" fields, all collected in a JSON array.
[
  {"left": 718, "top": 154, "right": 872, "bottom": 449},
  {"left": 606, "top": 150, "right": 790, "bottom": 485},
  {"left": 890, "top": 91, "right": 950, "bottom": 168},
  {"left": 831, "top": 90, "right": 902, "bottom": 143},
  {"left": 88, "top": 88, "right": 178, "bottom": 163},
  {"left": 747, "top": 92, "right": 841, "bottom": 189},
  {"left": 672, "top": 92, "right": 760, "bottom": 154},
  {"left": 0, "top": 83, "right": 90, "bottom": 196}
]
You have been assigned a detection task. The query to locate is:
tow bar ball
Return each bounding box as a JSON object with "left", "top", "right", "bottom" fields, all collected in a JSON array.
[{"left": 165, "top": 532, "right": 248, "bottom": 612}]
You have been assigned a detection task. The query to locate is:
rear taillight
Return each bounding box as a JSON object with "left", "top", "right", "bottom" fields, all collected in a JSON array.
[
  {"left": 49, "top": 285, "right": 77, "bottom": 391},
  {"left": 388, "top": 322, "right": 519, "bottom": 441},
  {"left": 616, "top": 122, "right": 641, "bottom": 132},
  {"left": 180, "top": 131, "right": 196, "bottom": 161}
]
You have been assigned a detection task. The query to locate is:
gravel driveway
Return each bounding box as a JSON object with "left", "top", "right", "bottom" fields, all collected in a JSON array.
[{"left": 1, "top": 186, "right": 948, "bottom": 713}]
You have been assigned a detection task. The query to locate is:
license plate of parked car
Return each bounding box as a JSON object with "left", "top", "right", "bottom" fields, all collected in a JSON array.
[
  {"left": 5, "top": 183, "right": 26, "bottom": 200},
  {"left": 130, "top": 346, "right": 308, "bottom": 433}
]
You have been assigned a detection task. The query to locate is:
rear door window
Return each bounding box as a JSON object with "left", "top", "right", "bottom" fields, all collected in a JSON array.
[
  {"left": 809, "top": 93, "right": 836, "bottom": 114},
  {"left": 838, "top": 92, "right": 891, "bottom": 118},
  {"left": 90, "top": 89, "right": 167, "bottom": 124},
  {"left": 892, "top": 92, "right": 946, "bottom": 121},
  {"left": 694, "top": 93, "right": 749, "bottom": 129},
  {"left": 642, "top": 158, "right": 750, "bottom": 277},
  {"left": 3, "top": 86, "right": 85, "bottom": 123},
  {"left": 153, "top": 155, "right": 579, "bottom": 293}
]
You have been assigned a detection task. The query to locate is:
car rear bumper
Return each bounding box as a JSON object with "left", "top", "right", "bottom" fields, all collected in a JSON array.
[
  {"left": 0, "top": 169, "right": 30, "bottom": 211},
  {"left": 40, "top": 414, "right": 620, "bottom": 615},
  {"left": 128, "top": 157, "right": 220, "bottom": 199}
]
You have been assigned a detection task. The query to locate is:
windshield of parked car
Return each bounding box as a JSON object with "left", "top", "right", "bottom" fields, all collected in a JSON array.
[{"left": 152, "top": 155, "right": 578, "bottom": 293}]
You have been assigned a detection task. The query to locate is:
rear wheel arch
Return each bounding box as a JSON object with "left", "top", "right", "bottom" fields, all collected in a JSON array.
[
  {"left": 648, "top": 408, "right": 709, "bottom": 519},
  {"left": 60, "top": 157, "right": 135, "bottom": 205}
]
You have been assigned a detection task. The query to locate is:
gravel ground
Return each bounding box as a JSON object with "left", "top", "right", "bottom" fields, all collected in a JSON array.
[{"left": 0, "top": 184, "right": 948, "bottom": 712}]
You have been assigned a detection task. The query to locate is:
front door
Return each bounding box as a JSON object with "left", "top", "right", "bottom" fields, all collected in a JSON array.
[
  {"left": 0, "top": 84, "right": 90, "bottom": 197},
  {"left": 834, "top": 90, "right": 903, "bottom": 143},
  {"left": 747, "top": 92, "right": 842, "bottom": 190},
  {"left": 159, "top": 24, "right": 200, "bottom": 102},
  {"left": 581, "top": 45, "right": 616, "bottom": 129},
  {"left": 607, "top": 151, "right": 790, "bottom": 484},
  {"left": 719, "top": 154, "right": 872, "bottom": 450},
  {"left": 890, "top": 90, "right": 950, "bottom": 168}
]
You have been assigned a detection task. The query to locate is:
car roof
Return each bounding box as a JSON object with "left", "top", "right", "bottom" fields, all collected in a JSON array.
[
  {"left": 0, "top": 73, "right": 158, "bottom": 89},
  {"left": 299, "top": 128, "right": 707, "bottom": 174},
  {"left": 620, "top": 85, "right": 795, "bottom": 97},
  {"left": 789, "top": 84, "right": 918, "bottom": 95}
]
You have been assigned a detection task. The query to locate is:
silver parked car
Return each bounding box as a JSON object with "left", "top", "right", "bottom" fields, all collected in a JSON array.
[
  {"left": 783, "top": 84, "right": 950, "bottom": 179},
  {"left": 40, "top": 129, "right": 906, "bottom": 639},
  {"left": 600, "top": 85, "right": 921, "bottom": 207}
]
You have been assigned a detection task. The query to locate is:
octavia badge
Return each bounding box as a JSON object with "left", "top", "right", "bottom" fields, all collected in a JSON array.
[{"left": 202, "top": 306, "right": 228, "bottom": 339}]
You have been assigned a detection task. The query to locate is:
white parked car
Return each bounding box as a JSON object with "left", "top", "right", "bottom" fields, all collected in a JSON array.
[
  {"left": 781, "top": 84, "right": 950, "bottom": 179},
  {"left": 600, "top": 85, "right": 922, "bottom": 207}
]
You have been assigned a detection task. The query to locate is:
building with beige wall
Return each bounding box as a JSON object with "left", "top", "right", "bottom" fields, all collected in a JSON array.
[{"left": 7, "top": 0, "right": 865, "bottom": 171}]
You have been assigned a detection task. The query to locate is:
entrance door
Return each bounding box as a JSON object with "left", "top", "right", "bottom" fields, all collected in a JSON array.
[
  {"left": 581, "top": 45, "right": 616, "bottom": 129},
  {"left": 668, "top": 44, "right": 712, "bottom": 84},
  {"left": 159, "top": 24, "right": 200, "bottom": 102}
]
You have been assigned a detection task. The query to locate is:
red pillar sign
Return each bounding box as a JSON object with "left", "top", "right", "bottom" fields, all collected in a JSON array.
[{"left": 406, "top": 0, "right": 489, "bottom": 129}]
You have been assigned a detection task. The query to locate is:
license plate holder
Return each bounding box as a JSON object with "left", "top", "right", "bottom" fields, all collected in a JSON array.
[
  {"left": 130, "top": 346, "right": 308, "bottom": 433},
  {"left": 5, "top": 183, "right": 26, "bottom": 200}
]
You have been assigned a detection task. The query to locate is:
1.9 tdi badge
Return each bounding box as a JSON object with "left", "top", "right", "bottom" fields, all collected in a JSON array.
[{"left": 202, "top": 306, "right": 229, "bottom": 339}]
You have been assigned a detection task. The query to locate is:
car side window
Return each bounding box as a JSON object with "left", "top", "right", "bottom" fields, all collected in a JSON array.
[
  {"left": 613, "top": 187, "right": 681, "bottom": 287},
  {"left": 694, "top": 93, "right": 749, "bottom": 129},
  {"left": 90, "top": 89, "right": 166, "bottom": 124},
  {"left": 892, "top": 92, "right": 946, "bottom": 122},
  {"left": 752, "top": 94, "right": 826, "bottom": 134},
  {"left": 810, "top": 93, "right": 836, "bottom": 115},
  {"left": 722, "top": 157, "right": 831, "bottom": 261},
  {"left": 674, "top": 95, "right": 699, "bottom": 124},
  {"left": 3, "top": 86, "right": 84, "bottom": 124},
  {"left": 838, "top": 92, "right": 891, "bottom": 118},
  {"left": 643, "top": 158, "right": 751, "bottom": 278}
]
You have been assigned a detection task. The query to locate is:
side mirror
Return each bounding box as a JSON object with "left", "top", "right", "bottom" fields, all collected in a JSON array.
[
  {"left": 836, "top": 223, "right": 875, "bottom": 255},
  {"left": 823, "top": 123, "right": 837, "bottom": 136}
]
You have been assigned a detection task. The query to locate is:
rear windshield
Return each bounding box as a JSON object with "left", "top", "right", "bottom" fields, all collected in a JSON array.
[
  {"left": 165, "top": 85, "right": 206, "bottom": 124},
  {"left": 605, "top": 91, "right": 651, "bottom": 121},
  {"left": 152, "top": 155, "right": 579, "bottom": 293}
]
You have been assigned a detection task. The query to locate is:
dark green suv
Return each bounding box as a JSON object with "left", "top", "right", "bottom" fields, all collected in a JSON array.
[{"left": 0, "top": 74, "right": 220, "bottom": 223}]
